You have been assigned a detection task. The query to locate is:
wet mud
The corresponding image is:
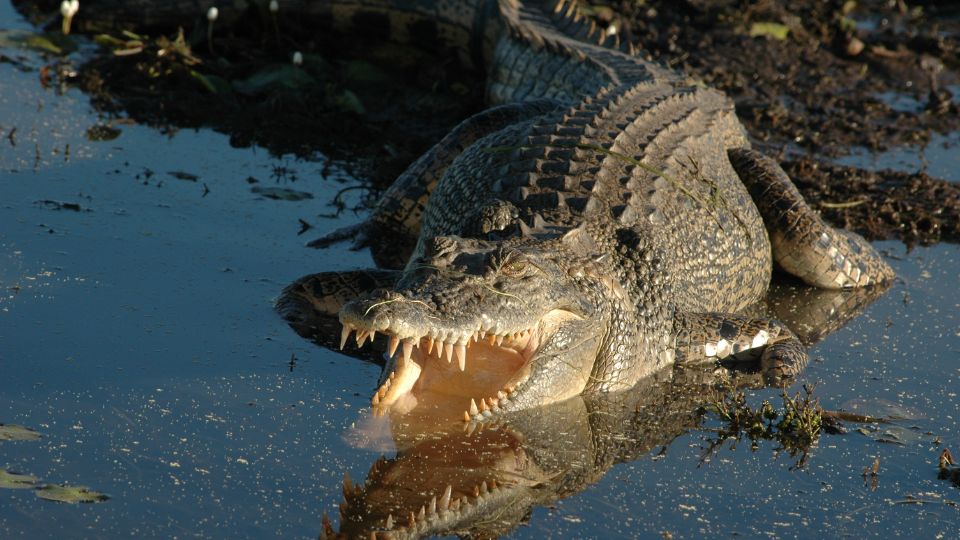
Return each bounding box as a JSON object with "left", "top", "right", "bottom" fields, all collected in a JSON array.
[{"left": 10, "top": 0, "right": 960, "bottom": 242}]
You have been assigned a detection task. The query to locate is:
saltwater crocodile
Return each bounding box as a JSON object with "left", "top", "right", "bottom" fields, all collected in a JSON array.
[{"left": 278, "top": 0, "right": 895, "bottom": 421}]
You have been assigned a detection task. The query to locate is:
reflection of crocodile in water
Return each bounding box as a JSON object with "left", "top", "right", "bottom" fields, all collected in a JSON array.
[
  {"left": 278, "top": 0, "right": 894, "bottom": 420},
  {"left": 329, "top": 369, "right": 702, "bottom": 539}
]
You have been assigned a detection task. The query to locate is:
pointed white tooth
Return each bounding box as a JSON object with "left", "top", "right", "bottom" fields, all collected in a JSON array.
[
  {"left": 402, "top": 340, "right": 414, "bottom": 362},
  {"left": 426, "top": 337, "right": 434, "bottom": 355},
  {"left": 429, "top": 496, "right": 437, "bottom": 515},
  {"left": 444, "top": 342, "right": 453, "bottom": 362},
  {"left": 388, "top": 335, "right": 400, "bottom": 358},
  {"left": 367, "top": 330, "right": 376, "bottom": 344},
  {"left": 469, "top": 398, "right": 479, "bottom": 416},
  {"left": 434, "top": 340, "right": 443, "bottom": 358},
  {"left": 355, "top": 330, "right": 368, "bottom": 347},
  {"left": 496, "top": 334, "right": 504, "bottom": 346},
  {"left": 339, "top": 325, "right": 352, "bottom": 350},
  {"left": 385, "top": 514, "right": 393, "bottom": 529},
  {"left": 456, "top": 344, "right": 467, "bottom": 371},
  {"left": 417, "top": 505, "right": 425, "bottom": 521},
  {"left": 480, "top": 481, "right": 488, "bottom": 494},
  {"left": 440, "top": 485, "right": 452, "bottom": 509}
]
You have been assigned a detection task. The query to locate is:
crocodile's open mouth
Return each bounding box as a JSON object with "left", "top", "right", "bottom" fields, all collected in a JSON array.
[{"left": 339, "top": 309, "right": 582, "bottom": 418}]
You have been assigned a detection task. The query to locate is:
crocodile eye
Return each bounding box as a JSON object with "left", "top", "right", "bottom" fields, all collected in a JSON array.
[{"left": 501, "top": 260, "right": 528, "bottom": 276}]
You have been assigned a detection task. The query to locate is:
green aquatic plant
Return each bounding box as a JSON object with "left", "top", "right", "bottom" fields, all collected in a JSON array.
[
  {"left": 36, "top": 484, "right": 109, "bottom": 504},
  {"left": 702, "top": 385, "right": 830, "bottom": 469}
]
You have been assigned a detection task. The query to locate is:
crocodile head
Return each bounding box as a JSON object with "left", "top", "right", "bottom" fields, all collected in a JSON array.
[{"left": 339, "top": 226, "right": 617, "bottom": 418}]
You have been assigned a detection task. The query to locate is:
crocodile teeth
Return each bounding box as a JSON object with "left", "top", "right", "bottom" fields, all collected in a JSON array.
[
  {"left": 480, "top": 481, "right": 488, "bottom": 494},
  {"left": 387, "top": 335, "right": 400, "bottom": 358},
  {"left": 439, "top": 485, "right": 452, "bottom": 510},
  {"left": 429, "top": 495, "right": 437, "bottom": 516},
  {"left": 455, "top": 343, "right": 467, "bottom": 371},
  {"left": 417, "top": 505, "right": 426, "bottom": 521},
  {"left": 322, "top": 512, "right": 334, "bottom": 536},
  {"left": 444, "top": 342, "right": 453, "bottom": 363},
  {"left": 385, "top": 514, "right": 393, "bottom": 530},
  {"left": 425, "top": 337, "right": 434, "bottom": 355},
  {"left": 402, "top": 340, "right": 414, "bottom": 362},
  {"left": 434, "top": 340, "right": 443, "bottom": 358},
  {"left": 339, "top": 324, "right": 351, "bottom": 350},
  {"left": 522, "top": 328, "right": 540, "bottom": 357},
  {"left": 469, "top": 398, "right": 479, "bottom": 416},
  {"left": 495, "top": 334, "right": 504, "bottom": 346}
]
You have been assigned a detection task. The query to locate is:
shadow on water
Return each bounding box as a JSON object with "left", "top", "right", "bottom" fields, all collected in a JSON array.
[{"left": 1, "top": 1, "right": 960, "bottom": 538}]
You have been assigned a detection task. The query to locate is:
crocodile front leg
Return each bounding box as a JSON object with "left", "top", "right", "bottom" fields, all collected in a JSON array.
[
  {"left": 728, "top": 148, "right": 895, "bottom": 289},
  {"left": 673, "top": 311, "right": 808, "bottom": 386},
  {"left": 309, "top": 99, "right": 563, "bottom": 268}
]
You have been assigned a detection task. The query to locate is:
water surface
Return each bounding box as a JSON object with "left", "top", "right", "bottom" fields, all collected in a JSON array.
[{"left": 1, "top": 5, "right": 959, "bottom": 538}]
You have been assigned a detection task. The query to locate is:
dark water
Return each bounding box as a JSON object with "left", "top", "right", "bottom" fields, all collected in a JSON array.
[{"left": 1, "top": 3, "right": 959, "bottom": 538}]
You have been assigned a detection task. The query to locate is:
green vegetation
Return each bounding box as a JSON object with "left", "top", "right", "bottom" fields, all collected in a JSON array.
[{"left": 702, "top": 385, "right": 830, "bottom": 468}]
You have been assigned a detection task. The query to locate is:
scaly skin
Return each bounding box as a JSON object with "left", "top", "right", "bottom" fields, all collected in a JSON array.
[
  {"left": 273, "top": 0, "right": 895, "bottom": 420},
  {"left": 316, "top": 282, "right": 891, "bottom": 538},
  {"left": 41, "top": 0, "right": 894, "bottom": 415}
]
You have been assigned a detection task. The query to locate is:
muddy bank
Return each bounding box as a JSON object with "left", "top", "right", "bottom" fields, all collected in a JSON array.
[{"left": 11, "top": 0, "right": 960, "bottom": 244}]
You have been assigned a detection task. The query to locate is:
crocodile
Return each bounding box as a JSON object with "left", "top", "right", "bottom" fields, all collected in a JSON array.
[
  {"left": 316, "top": 282, "right": 887, "bottom": 538},
  {"left": 276, "top": 0, "right": 895, "bottom": 420}
]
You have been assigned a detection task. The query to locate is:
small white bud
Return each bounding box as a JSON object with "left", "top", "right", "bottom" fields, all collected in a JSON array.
[
  {"left": 269, "top": 0, "right": 279, "bottom": 14},
  {"left": 292, "top": 51, "right": 303, "bottom": 66},
  {"left": 605, "top": 24, "right": 617, "bottom": 37},
  {"left": 61, "top": 0, "right": 79, "bottom": 17},
  {"left": 207, "top": 6, "right": 219, "bottom": 22}
]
